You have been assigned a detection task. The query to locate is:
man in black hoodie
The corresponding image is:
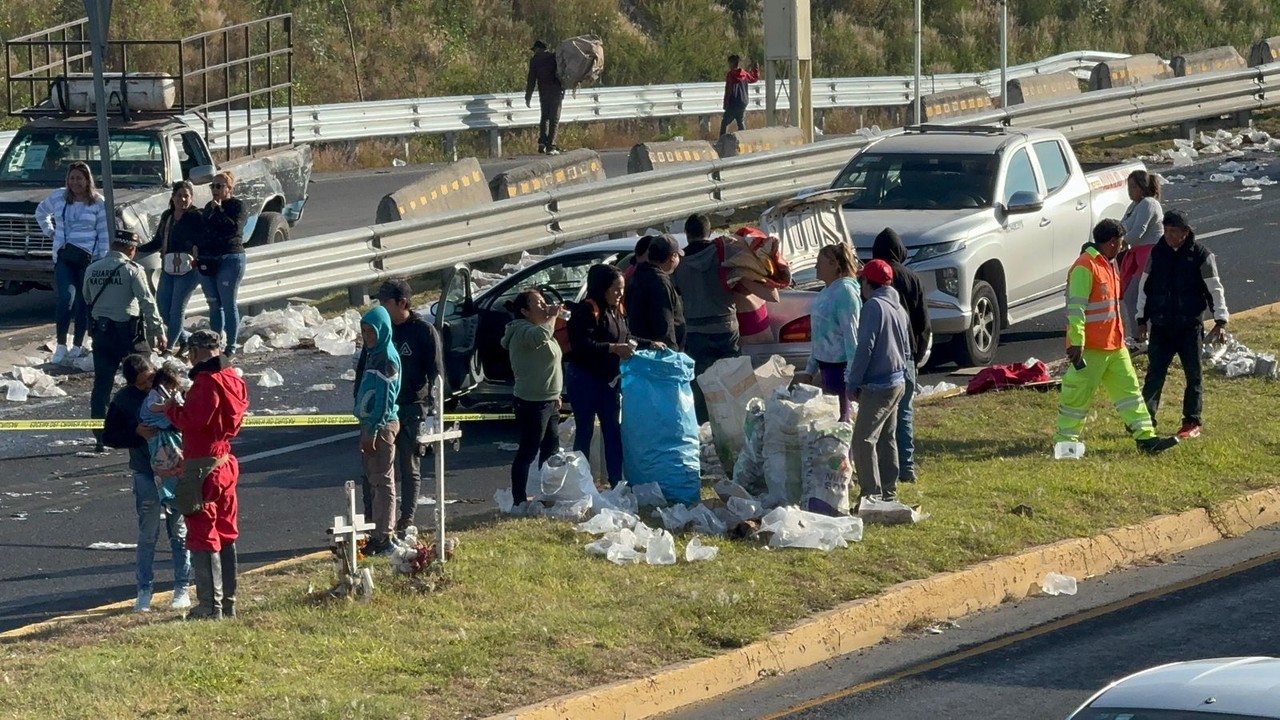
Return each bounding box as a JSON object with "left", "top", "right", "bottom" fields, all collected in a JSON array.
[
  {"left": 674, "top": 213, "right": 741, "bottom": 424},
  {"left": 626, "top": 234, "right": 685, "bottom": 350},
  {"left": 355, "top": 279, "right": 445, "bottom": 535},
  {"left": 872, "top": 228, "right": 932, "bottom": 483}
]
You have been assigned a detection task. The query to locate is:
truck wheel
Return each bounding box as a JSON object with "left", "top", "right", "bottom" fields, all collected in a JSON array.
[
  {"left": 248, "top": 212, "right": 289, "bottom": 247},
  {"left": 955, "top": 280, "right": 1001, "bottom": 366}
]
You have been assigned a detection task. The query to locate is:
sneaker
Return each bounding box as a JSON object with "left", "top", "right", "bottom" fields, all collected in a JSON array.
[
  {"left": 134, "top": 588, "right": 153, "bottom": 613},
  {"left": 882, "top": 491, "right": 899, "bottom": 503},
  {"left": 1137, "top": 436, "right": 1179, "bottom": 455},
  {"left": 67, "top": 346, "right": 86, "bottom": 360},
  {"left": 171, "top": 586, "right": 192, "bottom": 610},
  {"left": 1177, "top": 423, "right": 1202, "bottom": 440},
  {"left": 51, "top": 344, "right": 69, "bottom": 364},
  {"left": 537, "top": 145, "right": 548, "bottom": 155},
  {"left": 547, "top": 146, "right": 562, "bottom": 156}
]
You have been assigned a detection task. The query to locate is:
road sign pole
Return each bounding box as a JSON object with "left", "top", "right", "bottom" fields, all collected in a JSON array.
[{"left": 84, "top": 0, "right": 116, "bottom": 226}]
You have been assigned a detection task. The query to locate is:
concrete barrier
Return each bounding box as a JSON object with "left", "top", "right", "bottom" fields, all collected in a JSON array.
[
  {"left": 1172, "top": 46, "right": 1247, "bottom": 77},
  {"left": 1089, "top": 53, "right": 1172, "bottom": 90},
  {"left": 716, "top": 127, "right": 806, "bottom": 158},
  {"left": 1006, "top": 71, "right": 1081, "bottom": 106},
  {"left": 913, "top": 87, "right": 995, "bottom": 122},
  {"left": 627, "top": 141, "right": 720, "bottom": 173},
  {"left": 375, "top": 158, "right": 489, "bottom": 224},
  {"left": 488, "top": 149, "right": 605, "bottom": 200},
  {"left": 1250, "top": 37, "right": 1280, "bottom": 67}
]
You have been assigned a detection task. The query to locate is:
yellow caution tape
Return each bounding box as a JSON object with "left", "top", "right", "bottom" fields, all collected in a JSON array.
[{"left": 0, "top": 412, "right": 517, "bottom": 432}]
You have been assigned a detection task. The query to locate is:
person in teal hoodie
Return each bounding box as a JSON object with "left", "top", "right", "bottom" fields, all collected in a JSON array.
[
  {"left": 354, "top": 305, "right": 401, "bottom": 553},
  {"left": 501, "top": 289, "right": 566, "bottom": 507}
]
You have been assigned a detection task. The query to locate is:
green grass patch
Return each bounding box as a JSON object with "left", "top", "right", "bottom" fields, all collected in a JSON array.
[{"left": 3, "top": 313, "right": 1278, "bottom": 719}]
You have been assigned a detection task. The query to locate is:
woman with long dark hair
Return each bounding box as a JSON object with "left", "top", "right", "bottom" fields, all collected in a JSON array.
[
  {"left": 197, "top": 171, "right": 249, "bottom": 354},
  {"left": 501, "top": 289, "right": 567, "bottom": 506},
  {"left": 36, "top": 161, "right": 110, "bottom": 364},
  {"left": 142, "top": 181, "right": 206, "bottom": 353},
  {"left": 565, "top": 264, "right": 634, "bottom": 487}
]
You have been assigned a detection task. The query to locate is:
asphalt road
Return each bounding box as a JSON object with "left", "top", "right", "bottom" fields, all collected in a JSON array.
[
  {"left": 1, "top": 150, "right": 1278, "bottom": 632},
  {"left": 663, "top": 526, "right": 1280, "bottom": 720}
]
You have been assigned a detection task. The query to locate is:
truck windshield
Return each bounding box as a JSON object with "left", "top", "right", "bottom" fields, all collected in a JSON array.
[
  {"left": 0, "top": 129, "right": 167, "bottom": 187},
  {"left": 834, "top": 153, "right": 999, "bottom": 210}
]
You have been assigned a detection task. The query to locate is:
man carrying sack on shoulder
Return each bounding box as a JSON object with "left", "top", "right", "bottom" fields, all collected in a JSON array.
[
  {"left": 84, "top": 233, "right": 166, "bottom": 453},
  {"left": 162, "top": 330, "right": 249, "bottom": 620}
]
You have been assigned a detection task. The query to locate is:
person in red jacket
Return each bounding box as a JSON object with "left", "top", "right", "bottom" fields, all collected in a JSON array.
[
  {"left": 721, "top": 54, "right": 760, "bottom": 137},
  {"left": 163, "top": 329, "right": 249, "bottom": 619}
]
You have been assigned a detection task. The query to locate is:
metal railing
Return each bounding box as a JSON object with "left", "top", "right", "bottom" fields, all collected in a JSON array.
[
  {"left": 197, "top": 62, "right": 1270, "bottom": 313},
  {"left": 0, "top": 50, "right": 1126, "bottom": 152}
]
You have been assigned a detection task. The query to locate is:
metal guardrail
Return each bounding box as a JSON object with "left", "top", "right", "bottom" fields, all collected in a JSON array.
[
  {"left": 0, "top": 50, "right": 1126, "bottom": 152},
  {"left": 212, "top": 62, "right": 1272, "bottom": 311}
]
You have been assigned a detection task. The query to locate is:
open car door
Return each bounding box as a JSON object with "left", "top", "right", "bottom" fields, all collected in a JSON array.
[{"left": 434, "top": 264, "right": 482, "bottom": 397}]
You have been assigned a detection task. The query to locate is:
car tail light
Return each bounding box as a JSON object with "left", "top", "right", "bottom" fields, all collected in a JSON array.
[{"left": 779, "top": 316, "right": 811, "bottom": 343}]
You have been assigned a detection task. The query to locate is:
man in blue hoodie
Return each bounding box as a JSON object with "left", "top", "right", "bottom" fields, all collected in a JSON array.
[
  {"left": 354, "top": 305, "right": 402, "bottom": 554},
  {"left": 847, "top": 260, "right": 913, "bottom": 506}
]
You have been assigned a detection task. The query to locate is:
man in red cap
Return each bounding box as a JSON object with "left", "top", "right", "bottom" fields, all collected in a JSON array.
[{"left": 847, "top": 259, "right": 913, "bottom": 506}]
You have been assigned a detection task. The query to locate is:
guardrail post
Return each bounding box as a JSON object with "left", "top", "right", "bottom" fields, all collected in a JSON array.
[
  {"left": 659, "top": 117, "right": 674, "bottom": 136},
  {"left": 698, "top": 115, "right": 711, "bottom": 134},
  {"left": 488, "top": 129, "right": 503, "bottom": 158},
  {"left": 1178, "top": 120, "right": 1197, "bottom": 142},
  {"left": 348, "top": 284, "right": 369, "bottom": 307},
  {"left": 444, "top": 132, "right": 458, "bottom": 162},
  {"left": 1232, "top": 110, "right": 1252, "bottom": 129},
  {"left": 815, "top": 110, "right": 826, "bottom": 134}
]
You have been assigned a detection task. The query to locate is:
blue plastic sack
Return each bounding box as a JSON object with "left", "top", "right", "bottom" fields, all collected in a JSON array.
[{"left": 621, "top": 349, "right": 701, "bottom": 506}]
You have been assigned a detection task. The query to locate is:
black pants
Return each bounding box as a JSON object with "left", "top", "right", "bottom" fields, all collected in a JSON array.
[
  {"left": 511, "top": 398, "right": 559, "bottom": 505},
  {"left": 361, "top": 413, "right": 426, "bottom": 528},
  {"left": 685, "top": 329, "right": 741, "bottom": 425},
  {"left": 538, "top": 91, "right": 564, "bottom": 150},
  {"left": 90, "top": 319, "right": 139, "bottom": 438},
  {"left": 1142, "top": 323, "right": 1204, "bottom": 427},
  {"left": 719, "top": 105, "right": 747, "bottom": 137}
]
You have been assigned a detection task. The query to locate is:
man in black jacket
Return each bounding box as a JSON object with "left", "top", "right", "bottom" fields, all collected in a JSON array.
[
  {"left": 525, "top": 40, "right": 564, "bottom": 155},
  {"left": 355, "top": 280, "right": 445, "bottom": 534},
  {"left": 626, "top": 234, "right": 685, "bottom": 350},
  {"left": 1136, "top": 210, "right": 1229, "bottom": 440},
  {"left": 872, "top": 228, "right": 932, "bottom": 483}
]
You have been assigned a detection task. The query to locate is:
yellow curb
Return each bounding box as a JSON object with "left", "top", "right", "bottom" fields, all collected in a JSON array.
[
  {"left": 0, "top": 550, "right": 331, "bottom": 640},
  {"left": 491, "top": 501, "right": 1269, "bottom": 720}
]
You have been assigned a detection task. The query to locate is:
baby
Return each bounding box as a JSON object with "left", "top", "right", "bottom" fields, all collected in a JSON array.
[{"left": 141, "top": 361, "right": 187, "bottom": 501}]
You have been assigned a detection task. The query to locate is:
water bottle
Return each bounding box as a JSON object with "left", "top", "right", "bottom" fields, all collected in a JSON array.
[{"left": 1040, "top": 572, "right": 1078, "bottom": 596}]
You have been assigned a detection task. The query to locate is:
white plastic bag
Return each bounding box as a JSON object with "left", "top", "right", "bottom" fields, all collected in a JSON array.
[
  {"left": 698, "top": 355, "right": 795, "bottom": 474},
  {"left": 801, "top": 419, "right": 853, "bottom": 515},
  {"left": 645, "top": 529, "right": 677, "bottom": 565},
  {"left": 631, "top": 482, "right": 667, "bottom": 507},
  {"left": 689, "top": 504, "right": 728, "bottom": 536},
  {"left": 539, "top": 451, "right": 597, "bottom": 505},
  {"left": 576, "top": 509, "right": 640, "bottom": 535},
  {"left": 763, "top": 386, "right": 840, "bottom": 506},
  {"left": 759, "top": 506, "right": 864, "bottom": 551},
  {"left": 856, "top": 496, "right": 926, "bottom": 525},
  {"left": 726, "top": 496, "right": 763, "bottom": 522},
  {"left": 654, "top": 503, "right": 696, "bottom": 531},
  {"left": 684, "top": 537, "right": 720, "bottom": 562}
]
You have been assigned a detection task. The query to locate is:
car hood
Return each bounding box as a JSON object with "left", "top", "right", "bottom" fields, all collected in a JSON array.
[
  {"left": 846, "top": 208, "right": 991, "bottom": 251},
  {"left": 0, "top": 185, "right": 163, "bottom": 211}
]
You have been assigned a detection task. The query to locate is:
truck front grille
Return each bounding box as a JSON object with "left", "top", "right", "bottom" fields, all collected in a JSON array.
[{"left": 0, "top": 215, "right": 52, "bottom": 256}]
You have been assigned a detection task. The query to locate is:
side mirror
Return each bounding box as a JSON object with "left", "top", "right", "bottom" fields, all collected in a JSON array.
[
  {"left": 190, "top": 165, "right": 216, "bottom": 185},
  {"left": 1005, "top": 191, "right": 1044, "bottom": 214}
]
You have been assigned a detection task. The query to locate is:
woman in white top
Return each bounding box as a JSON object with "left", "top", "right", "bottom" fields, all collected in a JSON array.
[
  {"left": 1118, "top": 170, "right": 1163, "bottom": 346},
  {"left": 35, "top": 162, "right": 111, "bottom": 364}
]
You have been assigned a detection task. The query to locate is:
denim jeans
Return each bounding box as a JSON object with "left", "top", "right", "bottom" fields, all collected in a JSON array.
[
  {"left": 157, "top": 271, "right": 201, "bottom": 345},
  {"left": 53, "top": 256, "right": 90, "bottom": 346},
  {"left": 719, "top": 105, "right": 747, "bottom": 136},
  {"left": 566, "top": 364, "right": 624, "bottom": 486},
  {"left": 200, "top": 253, "right": 247, "bottom": 351},
  {"left": 896, "top": 363, "right": 918, "bottom": 481},
  {"left": 133, "top": 470, "right": 191, "bottom": 593}
]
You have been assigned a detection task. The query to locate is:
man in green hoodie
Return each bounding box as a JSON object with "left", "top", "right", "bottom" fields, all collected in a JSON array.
[{"left": 354, "top": 305, "right": 402, "bottom": 554}]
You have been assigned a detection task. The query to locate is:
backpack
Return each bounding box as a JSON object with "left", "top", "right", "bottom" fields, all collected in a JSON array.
[
  {"left": 557, "top": 35, "right": 605, "bottom": 91},
  {"left": 102, "top": 389, "right": 146, "bottom": 450},
  {"left": 730, "top": 77, "right": 750, "bottom": 108}
]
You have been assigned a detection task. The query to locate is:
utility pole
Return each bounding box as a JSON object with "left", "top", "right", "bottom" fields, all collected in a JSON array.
[
  {"left": 84, "top": 0, "right": 116, "bottom": 225},
  {"left": 913, "top": 0, "right": 922, "bottom": 124},
  {"left": 999, "top": 0, "right": 1009, "bottom": 108}
]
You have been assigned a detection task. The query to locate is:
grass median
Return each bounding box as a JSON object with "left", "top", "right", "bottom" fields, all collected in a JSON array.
[{"left": 3, "top": 312, "right": 1278, "bottom": 720}]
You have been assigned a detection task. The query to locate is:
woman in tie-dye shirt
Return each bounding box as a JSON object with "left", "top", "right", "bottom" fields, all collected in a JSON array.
[{"left": 796, "top": 244, "right": 862, "bottom": 421}]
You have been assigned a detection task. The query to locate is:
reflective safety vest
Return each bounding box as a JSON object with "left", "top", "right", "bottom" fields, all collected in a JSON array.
[{"left": 1065, "top": 246, "right": 1124, "bottom": 351}]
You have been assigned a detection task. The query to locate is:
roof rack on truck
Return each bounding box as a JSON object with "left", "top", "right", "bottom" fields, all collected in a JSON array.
[{"left": 4, "top": 14, "right": 294, "bottom": 158}]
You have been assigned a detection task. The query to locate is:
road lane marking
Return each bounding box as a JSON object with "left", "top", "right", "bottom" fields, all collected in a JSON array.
[
  {"left": 1198, "top": 227, "right": 1242, "bottom": 240},
  {"left": 238, "top": 431, "right": 360, "bottom": 464},
  {"left": 758, "top": 548, "right": 1280, "bottom": 719}
]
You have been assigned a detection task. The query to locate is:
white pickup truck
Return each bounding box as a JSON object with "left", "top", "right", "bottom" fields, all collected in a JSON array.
[{"left": 832, "top": 125, "right": 1141, "bottom": 365}]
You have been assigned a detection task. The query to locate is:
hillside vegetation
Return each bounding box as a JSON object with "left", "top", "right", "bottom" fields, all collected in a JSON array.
[{"left": 3, "top": 0, "right": 1279, "bottom": 109}]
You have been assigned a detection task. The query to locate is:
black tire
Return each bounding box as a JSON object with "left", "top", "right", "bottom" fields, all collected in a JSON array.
[
  {"left": 954, "top": 279, "right": 1001, "bottom": 366},
  {"left": 248, "top": 211, "right": 288, "bottom": 247}
]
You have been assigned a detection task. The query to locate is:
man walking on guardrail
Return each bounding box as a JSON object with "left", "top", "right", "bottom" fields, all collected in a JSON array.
[
  {"left": 355, "top": 280, "right": 444, "bottom": 537},
  {"left": 721, "top": 54, "right": 760, "bottom": 137},
  {"left": 526, "top": 40, "right": 565, "bottom": 155},
  {"left": 1135, "top": 210, "right": 1229, "bottom": 441},
  {"left": 1054, "top": 220, "right": 1178, "bottom": 456},
  {"left": 84, "top": 233, "right": 167, "bottom": 453}
]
